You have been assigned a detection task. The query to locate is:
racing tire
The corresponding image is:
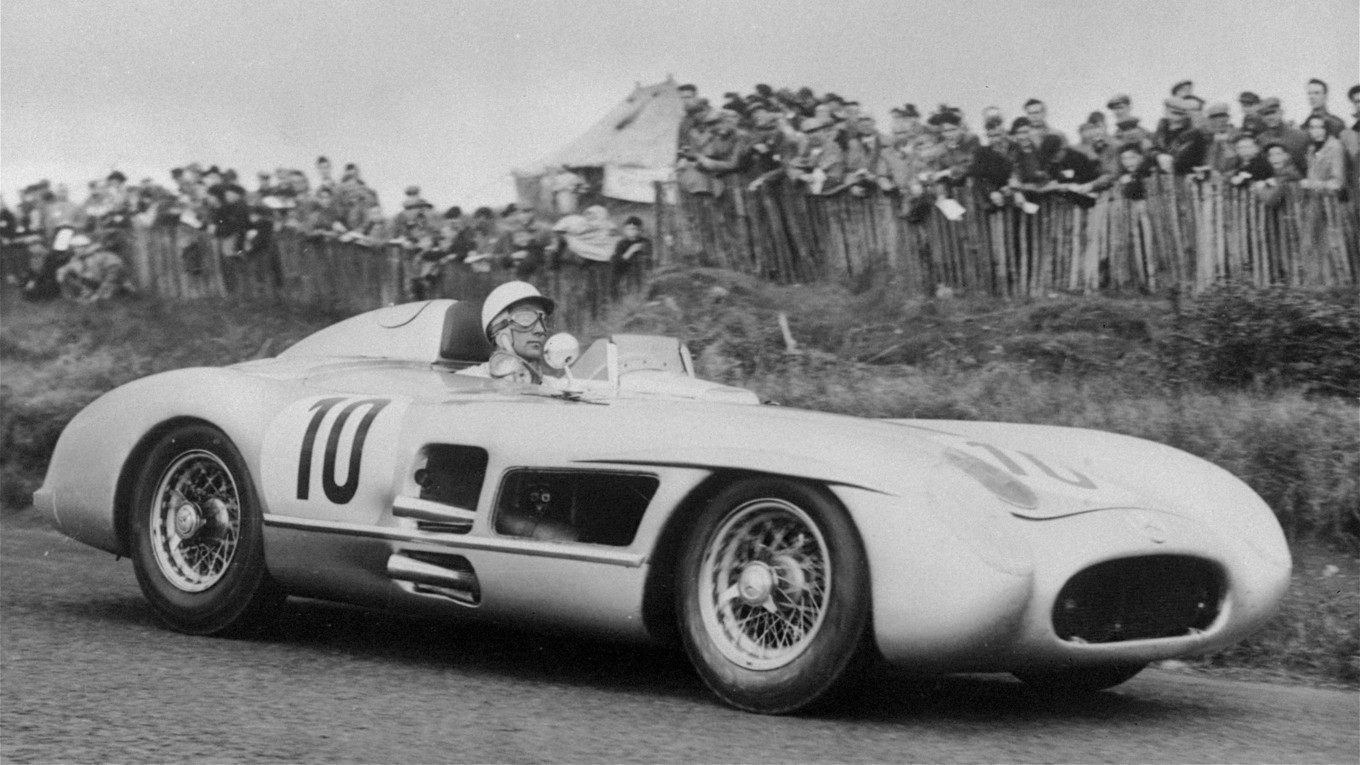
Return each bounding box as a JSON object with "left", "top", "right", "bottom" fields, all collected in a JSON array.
[
  {"left": 129, "top": 424, "right": 283, "bottom": 636},
  {"left": 1013, "top": 662, "right": 1147, "bottom": 694},
  {"left": 677, "top": 478, "right": 872, "bottom": 714}
]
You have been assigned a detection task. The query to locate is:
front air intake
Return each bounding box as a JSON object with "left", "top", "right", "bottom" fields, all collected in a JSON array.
[{"left": 1053, "top": 555, "right": 1222, "bottom": 643}]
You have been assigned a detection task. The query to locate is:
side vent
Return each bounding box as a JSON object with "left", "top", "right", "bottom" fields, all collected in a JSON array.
[
  {"left": 393, "top": 495, "right": 475, "bottom": 534},
  {"left": 387, "top": 551, "right": 480, "bottom": 607}
]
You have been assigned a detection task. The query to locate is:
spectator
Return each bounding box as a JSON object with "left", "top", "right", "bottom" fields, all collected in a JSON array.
[
  {"left": 1008, "top": 117, "right": 1053, "bottom": 192},
  {"left": 1115, "top": 143, "right": 1154, "bottom": 200},
  {"left": 1203, "top": 102, "right": 1240, "bottom": 173},
  {"left": 1225, "top": 134, "right": 1273, "bottom": 187},
  {"left": 1344, "top": 84, "right": 1360, "bottom": 166},
  {"left": 1107, "top": 93, "right": 1134, "bottom": 126},
  {"left": 889, "top": 104, "right": 924, "bottom": 144},
  {"left": 1305, "top": 78, "right": 1346, "bottom": 138},
  {"left": 211, "top": 184, "right": 252, "bottom": 256},
  {"left": 677, "top": 83, "right": 707, "bottom": 146},
  {"left": 1114, "top": 117, "right": 1153, "bottom": 152},
  {"left": 302, "top": 186, "right": 346, "bottom": 238},
  {"left": 546, "top": 166, "right": 587, "bottom": 214},
  {"left": 1023, "top": 98, "right": 1068, "bottom": 149},
  {"left": 57, "top": 233, "right": 132, "bottom": 302},
  {"left": 315, "top": 156, "right": 335, "bottom": 191},
  {"left": 610, "top": 215, "right": 651, "bottom": 297},
  {"left": 1153, "top": 97, "right": 1210, "bottom": 174},
  {"left": 392, "top": 187, "right": 436, "bottom": 242},
  {"left": 1258, "top": 141, "right": 1303, "bottom": 208},
  {"left": 676, "top": 109, "right": 743, "bottom": 196},
  {"left": 972, "top": 115, "right": 1014, "bottom": 206},
  {"left": 21, "top": 240, "right": 62, "bottom": 301},
  {"left": 1238, "top": 91, "right": 1262, "bottom": 121},
  {"left": 1299, "top": 114, "right": 1347, "bottom": 192},
  {"left": 1256, "top": 97, "right": 1310, "bottom": 173},
  {"left": 927, "top": 110, "right": 978, "bottom": 187},
  {"left": 840, "top": 115, "right": 893, "bottom": 196},
  {"left": 1073, "top": 121, "right": 1119, "bottom": 193},
  {"left": 742, "top": 102, "right": 792, "bottom": 191},
  {"left": 1045, "top": 136, "right": 1101, "bottom": 207}
]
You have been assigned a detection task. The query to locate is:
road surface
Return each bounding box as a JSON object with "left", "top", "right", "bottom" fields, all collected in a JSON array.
[{"left": 2, "top": 509, "right": 1356, "bottom": 763}]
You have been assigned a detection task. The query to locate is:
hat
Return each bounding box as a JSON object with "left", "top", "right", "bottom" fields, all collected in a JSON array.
[
  {"left": 481, "top": 281, "right": 555, "bottom": 340},
  {"left": 1163, "top": 96, "right": 1200, "bottom": 113},
  {"left": 106, "top": 170, "right": 127, "bottom": 183},
  {"left": 1010, "top": 116, "right": 1033, "bottom": 133},
  {"left": 402, "top": 196, "right": 432, "bottom": 210},
  {"left": 1171, "top": 79, "right": 1193, "bottom": 94},
  {"left": 1087, "top": 111, "right": 1106, "bottom": 125},
  {"left": 69, "top": 234, "right": 93, "bottom": 248},
  {"left": 900, "top": 103, "right": 920, "bottom": 118},
  {"left": 926, "top": 111, "right": 961, "bottom": 127},
  {"left": 404, "top": 185, "right": 421, "bottom": 196},
  {"left": 623, "top": 215, "right": 643, "bottom": 227},
  {"left": 984, "top": 115, "right": 1004, "bottom": 130},
  {"left": 1206, "top": 102, "right": 1231, "bottom": 118},
  {"left": 1258, "top": 97, "right": 1281, "bottom": 114},
  {"left": 1116, "top": 117, "right": 1142, "bottom": 131},
  {"left": 1238, "top": 91, "right": 1261, "bottom": 105},
  {"left": 1106, "top": 93, "right": 1131, "bottom": 109}
]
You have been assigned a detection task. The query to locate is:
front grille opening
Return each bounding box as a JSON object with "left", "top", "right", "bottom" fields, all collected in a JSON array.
[{"left": 1053, "top": 555, "right": 1222, "bottom": 644}]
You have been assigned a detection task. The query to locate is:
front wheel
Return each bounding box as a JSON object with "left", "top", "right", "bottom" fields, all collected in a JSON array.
[
  {"left": 676, "top": 478, "right": 872, "bottom": 714},
  {"left": 1014, "top": 663, "right": 1147, "bottom": 694},
  {"left": 129, "top": 424, "right": 283, "bottom": 635}
]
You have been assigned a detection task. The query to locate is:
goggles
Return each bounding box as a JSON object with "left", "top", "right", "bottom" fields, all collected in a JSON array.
[{"left": 493, "top": 308, "right": 551, "bottom": 334}]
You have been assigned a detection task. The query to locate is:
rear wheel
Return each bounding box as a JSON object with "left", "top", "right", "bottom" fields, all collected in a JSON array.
[
  {"left": 1014, "top": 663, "right": 1146, "bottom": 693},
  {"left": 129, "top": 424, "right": 283, "bottom": 635},
  {"left": 677, "top": 478, "right": 872, "bottom": 714}
]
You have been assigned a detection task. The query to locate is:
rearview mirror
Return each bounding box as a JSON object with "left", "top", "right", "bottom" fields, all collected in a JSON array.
[{"left": 542, "top": 333, "right": 581, "bottom": 371}]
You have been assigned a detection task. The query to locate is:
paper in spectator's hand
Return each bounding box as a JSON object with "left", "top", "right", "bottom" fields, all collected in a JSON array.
[{"left": 935, "top": 198, "right": 966, "bottom": 221}]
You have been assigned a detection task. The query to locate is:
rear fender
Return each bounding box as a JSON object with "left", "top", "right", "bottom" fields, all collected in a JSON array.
[{"left": 38, "top": 369, "right": 294, "bottom": 555}]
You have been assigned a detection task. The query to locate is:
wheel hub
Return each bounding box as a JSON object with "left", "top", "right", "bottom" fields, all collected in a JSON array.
[
  {"left": 737, "top": 561, "right": 775, "bottom": 605},
  {"left": 174, "top": 502, "right": 204, "bottom": 539}
]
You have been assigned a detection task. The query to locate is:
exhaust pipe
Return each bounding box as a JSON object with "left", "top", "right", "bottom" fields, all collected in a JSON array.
[{"left": 387, "top": 552, "right": 480, "bottom": 607}]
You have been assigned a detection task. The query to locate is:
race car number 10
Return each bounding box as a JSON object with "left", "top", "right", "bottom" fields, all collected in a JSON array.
[{"left": 296, "top": 397, "right": 392, "bottom": 504}]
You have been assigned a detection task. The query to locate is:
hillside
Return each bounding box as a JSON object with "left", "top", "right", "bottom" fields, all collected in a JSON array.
[{"left": 1, "top": 274, "right": 1356, "bottom": 685}]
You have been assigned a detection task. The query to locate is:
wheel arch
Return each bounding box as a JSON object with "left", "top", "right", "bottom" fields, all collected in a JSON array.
[
  {"left": 113, "top": 415, "right": 225, "bottom": 556},
  {"left": 640, "top": 469, "right": 868, "bottom": 646}
]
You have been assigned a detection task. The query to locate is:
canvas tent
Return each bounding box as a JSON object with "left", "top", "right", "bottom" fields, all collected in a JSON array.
[{"left": 514, "top": 79, "right": 682, "bottom": 210}]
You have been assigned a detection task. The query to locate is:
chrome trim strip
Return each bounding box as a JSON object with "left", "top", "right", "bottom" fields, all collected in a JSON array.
[
  {"left": 391, "top": 495, "right": 476, "bottom": 523},
  {"left": 570, "top": 459, "right": 893, "bottom": 495},
  {"left": 263, "top": 514, "right": 646, "bottom": 567}
]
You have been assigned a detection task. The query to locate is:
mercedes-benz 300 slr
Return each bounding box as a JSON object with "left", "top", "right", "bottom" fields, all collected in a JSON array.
[{"left": 35, "top": 299, "right": 1291, "bottom": 713}]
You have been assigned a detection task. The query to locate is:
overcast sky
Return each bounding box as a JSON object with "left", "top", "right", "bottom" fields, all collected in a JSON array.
[{"left": 2, "top": 0, "right": 1356, "bottom": 210}]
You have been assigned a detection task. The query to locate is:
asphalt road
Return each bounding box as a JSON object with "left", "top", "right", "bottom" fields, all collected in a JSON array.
[{"left": 2, "top": 509, "right": 1356, "bottom": 764}]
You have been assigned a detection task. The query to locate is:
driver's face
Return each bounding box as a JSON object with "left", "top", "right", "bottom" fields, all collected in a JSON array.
[{"left": 510, "top": 323, "right": 546, "bottom": 361}]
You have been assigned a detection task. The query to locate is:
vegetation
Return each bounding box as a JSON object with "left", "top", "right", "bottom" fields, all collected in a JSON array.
[{"left": 1, "top": 273, "right": 1356, "bottom": 685}]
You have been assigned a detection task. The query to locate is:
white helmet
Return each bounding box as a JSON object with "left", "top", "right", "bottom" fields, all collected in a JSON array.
[{"left": 480, "top": 281, "right": 555, "bottom": 340}]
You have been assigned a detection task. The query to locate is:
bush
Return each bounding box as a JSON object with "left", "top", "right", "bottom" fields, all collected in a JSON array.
[{"left": 1171, "top": 284, "right": 1360, "bottom": 397}]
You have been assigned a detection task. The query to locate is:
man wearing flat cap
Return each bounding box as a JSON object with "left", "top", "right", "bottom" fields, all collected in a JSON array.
[
  {"left": 1153, "top": 97, "right": 1210, "bottom": 175},
  {"left": 676, "top": 108, "right": 744, "bottom": 197},
  {"left": 1107, "top": 94, "right": 1136, "bottom": 126},
  {"left": 1204, "top": 102, "right": 1240, "bottom": 173},
  {"left": 1256, "top": 97, "right": 1310, "bottom": 173}
]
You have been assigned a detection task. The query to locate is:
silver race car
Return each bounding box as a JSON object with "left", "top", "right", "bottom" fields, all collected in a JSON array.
[{"left": 35, "top": 298, "right": 1291, "bottom": 713}]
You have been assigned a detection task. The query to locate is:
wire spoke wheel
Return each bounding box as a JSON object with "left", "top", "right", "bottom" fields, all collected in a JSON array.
[
  {"left": 699, "top": 499, "right": 830, "bottom": 670},
  {"left": 677, "top": 478, "right": 871, "bottom": 714},
  {"left": 130, "top": 424, "right": 282, "bottom": 636},
  {"left": 149, "top": 450, "right": 241, "bottom": 592}
]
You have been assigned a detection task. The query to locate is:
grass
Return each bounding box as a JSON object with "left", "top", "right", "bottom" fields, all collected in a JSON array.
[{"left": 2, "top": 272, "right": 1356, "bottom": 686}]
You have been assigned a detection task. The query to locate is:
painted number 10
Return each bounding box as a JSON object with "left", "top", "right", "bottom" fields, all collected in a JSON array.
[{"left": 296, "top": 397, "right": 391, "bottom": 504}]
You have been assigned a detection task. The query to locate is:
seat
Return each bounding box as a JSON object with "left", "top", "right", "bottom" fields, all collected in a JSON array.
[{"left": 439, "top": 300, "right": 492, "bottom": 367}]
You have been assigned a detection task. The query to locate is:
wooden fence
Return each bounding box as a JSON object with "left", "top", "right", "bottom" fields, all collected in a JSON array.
[
  {"left": 655, "top": 175, "right": 1359, "bottom": 296},
  {"left": 112, "top": 225, "right": 612, "bottom": 330}
]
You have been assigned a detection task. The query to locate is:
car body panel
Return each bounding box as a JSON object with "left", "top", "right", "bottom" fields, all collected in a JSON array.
[{"left": 35, "top": 299, "right": 1292, "bottom": 680}]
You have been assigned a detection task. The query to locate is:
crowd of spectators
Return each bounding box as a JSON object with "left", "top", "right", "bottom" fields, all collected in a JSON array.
[
  {"left": 2, "top": 153, "right": 651, "bottom": 304},
  {"left": 5, "top": 76, "right": 1354, "bottom": 302},
  {"left": 672, "top": 78, "right": 1360, "bottom": 219}
]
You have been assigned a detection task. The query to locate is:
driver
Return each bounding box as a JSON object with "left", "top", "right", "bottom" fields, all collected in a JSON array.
[{"left": 462, "top": 281, "right": 557, "bottom": 384}]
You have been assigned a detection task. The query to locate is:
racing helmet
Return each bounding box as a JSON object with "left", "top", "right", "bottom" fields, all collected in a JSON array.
[{"left": 480, "top": 281, "right": 555, "bottom": 340}]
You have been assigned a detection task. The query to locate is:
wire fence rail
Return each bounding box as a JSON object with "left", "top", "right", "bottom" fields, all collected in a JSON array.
[{"left": 655, "top": 175, "right": 1359, "bottom": 296}]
